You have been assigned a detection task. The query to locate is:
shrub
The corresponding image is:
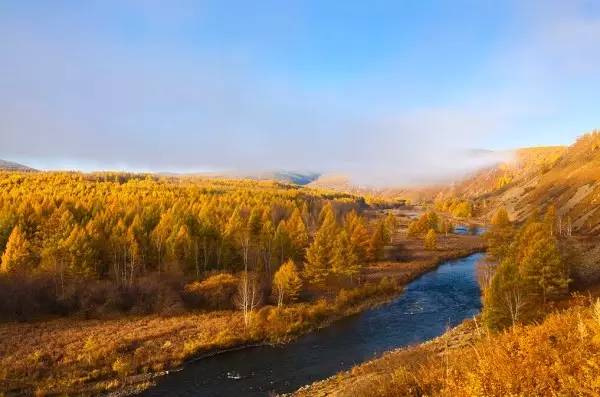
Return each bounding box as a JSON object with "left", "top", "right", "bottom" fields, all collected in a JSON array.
[
  {"left": 408, "top": 211, "right": 439, "bottom": 237},
  {"left": 0, "top": 273, "right": 63, "bottom": 320},
  {"left": 335, "top": 277, "right": 399, "bottom": 309},
  {"left": 0, "top": 272, "right": 188, "bottom": 321},
  {"left": 183, "top": 273, "right": 239, "bottom": 310},
  {"left": 111, "top": 357, "right": 131, "bottom": 378},
  {"left": 451, "top": 201, "right": 473, "bottom": 218}
]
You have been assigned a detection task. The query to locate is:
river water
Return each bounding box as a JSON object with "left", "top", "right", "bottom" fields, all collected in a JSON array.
[{"left": 143, "top": 252, "right": 483, "bottom": 397}]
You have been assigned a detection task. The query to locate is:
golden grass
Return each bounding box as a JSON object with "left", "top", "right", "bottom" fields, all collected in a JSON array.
[
  {"left": 0, "top": 277, "right": 402, "bottom": 396},
  {"left": 295, "top": 297, "right": 600, "bottom": 397},
  {"left": 0, "top": 310, "right": 245, "bottom": 395}
]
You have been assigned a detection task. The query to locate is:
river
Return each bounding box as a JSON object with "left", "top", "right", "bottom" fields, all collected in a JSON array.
[{"left": 143, "top": 252, "right": 483, "bottom": 397}]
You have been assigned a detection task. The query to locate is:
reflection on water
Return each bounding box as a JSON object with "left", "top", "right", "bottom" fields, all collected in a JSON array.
[
  {"left": 143, "top": 253, "right": 483, "bottom": 397},
  {"left": 454, "top": 225, "right": 486, "bottom": 235}
]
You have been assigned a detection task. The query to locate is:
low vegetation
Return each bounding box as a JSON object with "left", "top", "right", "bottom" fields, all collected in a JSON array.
[
  {"left": 296, "top": 200, "right": 595, "bottom": 397},
  {"left": 295, "top": 297, "right": 600, "bottom": 397},
  {"left": 0, "top": 277, "right": 400, "bottom": 395}
]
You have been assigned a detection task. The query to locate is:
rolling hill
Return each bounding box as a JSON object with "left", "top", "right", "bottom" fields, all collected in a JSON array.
[
  {"left": 446, "top": 132, "right": 600, "bottom": 234},
  {"left": 308, "top": 131, "right": 600, "bottom": 236},
  {"left": 0, "top": 159, "right": 35, "bottom": 172}
]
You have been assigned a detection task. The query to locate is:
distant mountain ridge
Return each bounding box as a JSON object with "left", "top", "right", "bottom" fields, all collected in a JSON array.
[
  {"left": 209, "top": 170, "right": 321, "bottom": 185},
  {"left": 258, "top": 171, "right": 321, "bottom": 185},
  {"left": 157, "top": 170, "right": 321, "bottom": 185},
  {"left": 9, "top": 132, "right": 600, "bottom": 235},
  {"left": 0, "top": 162, "right": 319, "bottom": 185},
  {"left": 0, "top": 159, "right": 35, "bottom": 172}
]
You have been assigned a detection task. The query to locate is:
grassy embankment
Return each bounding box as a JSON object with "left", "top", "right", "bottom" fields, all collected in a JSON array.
[
  {"left": 0, "top": 213, "right": 484, "bottom": 396},
  {"left": 0, "top": 278, "right": 399, "bottom": 396},
  {"left": 293, "top": 295, "right": 600, "bottom": 397},
  {"left": 294, "top": 232, "right": 600, "bottom": 397}
]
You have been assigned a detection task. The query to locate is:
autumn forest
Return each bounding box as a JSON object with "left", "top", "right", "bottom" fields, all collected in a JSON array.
[
  {"left": 0, "top": 172, "right": 399, "bottom": 322},
  {"left": 3, "top": 2, "right": 600, "bottom": 396}
]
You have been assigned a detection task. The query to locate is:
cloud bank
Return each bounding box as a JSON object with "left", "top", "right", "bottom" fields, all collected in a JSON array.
[{"left": 0, "top": 1, "right": 598, "bottom": 186}]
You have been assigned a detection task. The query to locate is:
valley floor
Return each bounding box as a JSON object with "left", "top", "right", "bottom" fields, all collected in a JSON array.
[
  {"left": 0, "top": 211, "right": 484, "bottom": 396},
  {"left": 293, "top": 233, "right": 600, "bottom": 397}
]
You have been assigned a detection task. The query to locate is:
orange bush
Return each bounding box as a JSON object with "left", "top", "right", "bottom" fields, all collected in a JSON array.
[{"left": 183, "top": 273, "right": 239, "bottom": 310}]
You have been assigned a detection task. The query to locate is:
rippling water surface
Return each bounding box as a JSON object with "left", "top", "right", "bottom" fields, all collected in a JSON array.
[{"left": 143, "top": 252, "right": 483, "bottom": 397}]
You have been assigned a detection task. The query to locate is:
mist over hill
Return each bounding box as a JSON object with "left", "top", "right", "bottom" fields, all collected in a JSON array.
[
  {"left": 433, "top": 132, "right": 600, "bottom": 234},
  {"left": 0, "top": 159, "right": 35, "bottom": 172},
  {"left": 307, "top": 131, "right": 600, "bottom": 236}
]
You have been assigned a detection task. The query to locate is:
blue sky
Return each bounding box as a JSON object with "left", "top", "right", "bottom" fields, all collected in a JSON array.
[{"left": 1, "top": 1, "right": 599, "bottom": 184}]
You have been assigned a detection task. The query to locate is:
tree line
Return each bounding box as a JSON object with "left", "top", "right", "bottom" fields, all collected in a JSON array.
[
  {"left": 0, "top": 172, "right": 394, "bottom": 319},
  {"left": 481, "top": 206, "right": 570, "bottom": 330}
]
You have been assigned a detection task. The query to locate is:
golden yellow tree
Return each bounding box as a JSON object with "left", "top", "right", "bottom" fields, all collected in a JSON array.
[
  {"left": 485, "top": 207, "right": 513, "bottom": 262},
  {"left": 482, "top": 257, "right": 527, "bottom": 330},
  {"left": 345, "top": 211, "right": 370, "bottom": 263},
  {"left": 286, "top": 208, "right": 309, "bottom": 259},
  {"left": 408, "top": 211, "right": 439, "bottom": 237},
  {"left": 424, "top": 228, "right": 437, "bottom": 250},
  {"left": 272, "top": 259, "right": 302, "bottom": 307},
  {"left": 384, "top": 212, "right": 398, "bottom": 235},
  {"left": 304, "top": 204, "right": 337, "bottom": 285},
  {"left": 367, "top": 220, "right": 389, "bottom": 261},
  {"left": 331, "top": 230, "right": 361, "bottom": 282},
  {"left": 1, "top": 225, "right": 35, "bottom": 273},
  {"left": 520, "top": 230, "right": 568, "bottom": 304}
]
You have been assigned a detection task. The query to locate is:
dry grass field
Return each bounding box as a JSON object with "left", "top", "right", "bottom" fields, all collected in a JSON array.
[
  {"left": 366, "top": 230, "right": 485, "bottom": 284},
  {"left": 0, "top": 311, "right": 244, "bottom": 395},
  {"left": 0, "top": 281, "right": 405, "bottom": 396}
]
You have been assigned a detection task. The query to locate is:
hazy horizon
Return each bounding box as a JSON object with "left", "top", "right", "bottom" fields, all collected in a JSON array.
[{"left": 1, "top": 1, "right": 599, "bottom": 185}]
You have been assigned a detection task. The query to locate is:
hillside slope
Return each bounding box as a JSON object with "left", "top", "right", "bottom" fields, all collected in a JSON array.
[
  {"left": 444, "top": 132, "right": 600, "bottom": 235},
  {"left": 446, "top": 146, "right": 566, "bottom": 198},
  {"left": 0, "top": 159, "right": 35, "bottom": 172},
  {"left": 309, "top": 174, "right": 445, "bottom": 205},
  {"left": 308, "top": 146, "right": 569, "bottom": 208}
]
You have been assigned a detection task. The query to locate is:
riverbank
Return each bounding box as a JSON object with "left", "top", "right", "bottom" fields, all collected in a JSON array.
[
  {"left": 0, "top": 232, "right": 484, "bottom": 396},
  {"left": 292, "top": 318, "right": 482, "bottom": 397},
  {"left": 144, "top": 252, "right": 483, "bottom": 396},
  {"left": 0, "top": 279, "right": 402, "bottom": 396},
  {"left": 293, "top": 296, "right": 600, "bottom": 397}
]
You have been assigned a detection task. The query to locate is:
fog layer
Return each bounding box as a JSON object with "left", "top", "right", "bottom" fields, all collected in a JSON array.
[{"left": 1, "top": 1, "right": 598, "bottom": 185}]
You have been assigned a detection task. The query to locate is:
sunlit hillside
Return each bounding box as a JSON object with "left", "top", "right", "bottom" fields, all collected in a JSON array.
[
  {"left": 444, "top": 132, "right": 600, "bottom": 234},
  {"left": 445, "top": 146, "right": 566, "bottom": 198}
]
